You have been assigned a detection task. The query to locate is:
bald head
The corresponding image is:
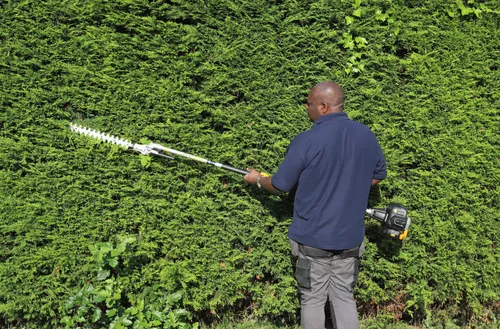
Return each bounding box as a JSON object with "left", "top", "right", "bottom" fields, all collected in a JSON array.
[
  {"left": 310, "top": 81, "right": 344, "bottom": 112},
  {"left": 305, "top": 81, "right": 344, "bottom": 121}
]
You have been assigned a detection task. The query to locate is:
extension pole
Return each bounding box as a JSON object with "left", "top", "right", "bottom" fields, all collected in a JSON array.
[{"left": 146, "top": 142, "right": 249, "bottom": 175}]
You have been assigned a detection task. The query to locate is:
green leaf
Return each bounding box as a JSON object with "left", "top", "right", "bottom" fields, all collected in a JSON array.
[
  {"left": 137, "top": 298, "right": 145, "bottom": 311},
  {"left": 344, "top": 39, "right": 355, "bottom": 50},
  {"left": 98, "top": 243, "right": 113, "bottom": 255},
  {"left": 96, "top": 288, "right": 111, "bottom": 298},
  {"left": 375, "top": 10, "right": 387, "bottom": 21},
  {"left": 97, "top": 269, "right": 110, "bottom": 281},
  {"left": 108, "top": 257, "right": 119, "bottom": 268},
  {"left": 92, "top": 308, "right": 102, "bottom": 322},
  {"left": 106, "top": 308, "right": 118, "bottom": 318},
  {"left": 168, "top": 312, "right": 177, "bottom": 323},
  {"left": 123, "top": 318, "right": 133, "bottom": 326},
  {"left": 355, "top": 36, "right": 368, "bottom": 45},
  {"left": 75, "top": 316, "right": 86, "bottom": 322},
  {"left": 88, "top": 245, "right": 97, "bottom": 255},
  {"left": 461, "top": 6, "right": 474, "bottom": 15},
  {"left": 127, "top": 306, "right": 139, "bottom": 315},
  {"left": 152, "top": 310, "right": 164, "bottom": 321},
  {"left": 479, "top": 4, "right": 492, "bottom": 12},
  {"left": 139, "top": 155, "right": 151, "bottom": 168},
  {"left": 120, "top": 236, "right": 137, "bottom": 244},
  {"left": 168, "top": 292, "right": 183, "bottom": 304},
  {"left": 174, "top": 309, "right": 188, "bottom": 316},
  {"left": 60, "top": 316, "right": 73, "bottom": 326},
  {"left": 353, "top": 8, "right": 363, "bottom": 17}
]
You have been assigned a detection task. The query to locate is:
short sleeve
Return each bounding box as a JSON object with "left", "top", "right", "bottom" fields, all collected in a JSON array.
[
  {"left": 373, "top": 144, "right": 387, "bottom": 180},
  {"left": 272, "top": 144, "right": 305, "bottom": 192}
]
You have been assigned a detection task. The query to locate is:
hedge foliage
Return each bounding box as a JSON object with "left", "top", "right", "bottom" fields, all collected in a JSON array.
[{"left": 0, "top": 0, "right": 499, "bottom": 328}]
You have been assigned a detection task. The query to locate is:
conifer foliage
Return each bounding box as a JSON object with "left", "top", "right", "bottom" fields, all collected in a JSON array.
[{"left": 0, "top": 0, "right": 498, "bottom": 328}]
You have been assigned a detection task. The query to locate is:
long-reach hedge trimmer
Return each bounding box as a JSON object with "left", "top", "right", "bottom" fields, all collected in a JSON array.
[
  {"left": 70, "top": 123, "right": 411, "bottom": 240},
  {"left": 70, "top": 123, "right": 249, "bottom": 175}
]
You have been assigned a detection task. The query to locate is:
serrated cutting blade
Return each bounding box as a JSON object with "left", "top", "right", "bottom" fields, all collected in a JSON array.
[{"left": 70, "top": 123, "right": 133, "bottom": 149}]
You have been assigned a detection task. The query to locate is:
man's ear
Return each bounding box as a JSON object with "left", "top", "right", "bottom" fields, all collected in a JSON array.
[{"left": 320, "top": 103, "right": 328, "bottom": 114}]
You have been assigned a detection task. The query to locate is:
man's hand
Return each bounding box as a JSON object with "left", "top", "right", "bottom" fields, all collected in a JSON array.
[
  {"left": 243, "top": 168, "right": 261, "bottom": 185},
  {"left": 244, "top": 168, "right": 281, "bottom": 194}
]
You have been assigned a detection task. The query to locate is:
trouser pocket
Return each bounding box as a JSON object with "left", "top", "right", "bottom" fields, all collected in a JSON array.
[
  {"left": 295, "top": 257, "right": 312, "bottom": 289},
  {"left": 350, "top": 257, "right": 361, "bottom": 291}
]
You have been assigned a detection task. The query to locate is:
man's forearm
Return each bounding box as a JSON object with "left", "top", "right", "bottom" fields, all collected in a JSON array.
[
  {"left": 258, "top": 176, "right": 282, "bottom": 194},
  {"left": 372, "top": 179, "right": 382, "bottom": 186}
]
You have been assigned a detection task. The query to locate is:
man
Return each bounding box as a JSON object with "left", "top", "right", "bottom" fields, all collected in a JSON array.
[{"left": 244, "top": 81, "right": 387, "bottom": 329}]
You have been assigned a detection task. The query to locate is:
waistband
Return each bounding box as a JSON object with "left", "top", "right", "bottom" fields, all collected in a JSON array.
[{"left": 298, "top": 243, "right": 361, "bottom": 258}]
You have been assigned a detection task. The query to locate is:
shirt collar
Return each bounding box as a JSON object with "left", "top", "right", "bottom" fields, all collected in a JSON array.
[{"left": 313, "top": 112, "right": 348, "bottom": 126}]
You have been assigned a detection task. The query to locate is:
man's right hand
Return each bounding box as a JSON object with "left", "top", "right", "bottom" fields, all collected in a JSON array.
[{"left": 243, "top": 168, "right": 261, "bottom": 185}]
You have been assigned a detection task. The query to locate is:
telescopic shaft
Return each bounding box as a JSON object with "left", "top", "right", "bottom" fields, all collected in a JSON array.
[{"left": 148, "top": 143, "right": 249, "bottom": 175}]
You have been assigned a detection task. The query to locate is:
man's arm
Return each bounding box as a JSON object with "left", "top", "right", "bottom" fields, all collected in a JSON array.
[{"left": 372, "top": 179, "right": 382, "bottom": 186}]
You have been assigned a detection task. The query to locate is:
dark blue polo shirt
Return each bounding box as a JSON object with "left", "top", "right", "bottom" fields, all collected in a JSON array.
[{"left": 272, "top": 112, "right": 387, "bottom": 250}]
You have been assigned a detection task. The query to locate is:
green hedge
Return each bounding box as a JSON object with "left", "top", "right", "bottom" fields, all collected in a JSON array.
[{"left": 0, "top": 0, "right": 498, "bottom": 328}]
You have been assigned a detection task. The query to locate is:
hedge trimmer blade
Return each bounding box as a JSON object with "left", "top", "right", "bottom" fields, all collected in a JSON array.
[
  {"left": 70, "top": 123, "right": 133, "bottom": 149},
  {"left": 69, "top": 123, "right": 172, "bottom": 159}
]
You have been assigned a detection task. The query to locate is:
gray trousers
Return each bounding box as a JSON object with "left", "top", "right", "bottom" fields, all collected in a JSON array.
[{"left": 290, "top": 239, "right": 365, "bottom": 329}]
